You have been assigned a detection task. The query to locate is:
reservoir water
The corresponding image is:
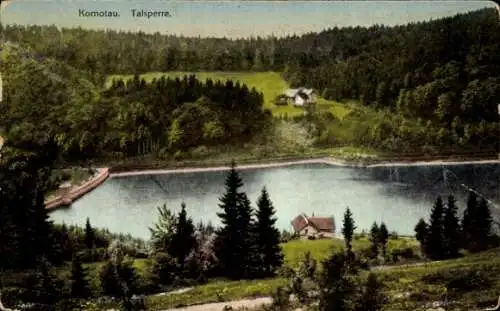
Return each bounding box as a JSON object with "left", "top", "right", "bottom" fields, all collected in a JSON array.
[{"left": 49, "top": 163, "right": 500, "bottom": 240}]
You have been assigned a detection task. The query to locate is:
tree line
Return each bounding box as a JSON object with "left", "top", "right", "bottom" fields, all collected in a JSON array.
[
  {"left": 1, "top": 45, "right": 270, "bottom": 162},
  {"left": 415, "top": 192, "right": 498, "bottom": 260},
  {"left": 2, "top": 8, "right": 499, "bottom": 154},
  {"left": 0, "top": 148, "right": 285, "bottom": 309}
]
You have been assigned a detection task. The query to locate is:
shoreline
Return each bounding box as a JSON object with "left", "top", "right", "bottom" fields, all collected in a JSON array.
[
  {"left": 109, "top": 157, "right": 500, "bottom": 178},
  {"left": 45, "top": 168, "right": 110, "bottom": 211}
]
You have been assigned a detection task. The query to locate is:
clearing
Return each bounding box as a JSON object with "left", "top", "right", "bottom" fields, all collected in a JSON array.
[{"left": 106, "top": 71, "right": 352, "bottom": 119}]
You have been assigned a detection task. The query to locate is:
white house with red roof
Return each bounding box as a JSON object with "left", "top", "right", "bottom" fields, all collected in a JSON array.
[{"left": 291, "top": 213, "right": 336, "bottom": 239}]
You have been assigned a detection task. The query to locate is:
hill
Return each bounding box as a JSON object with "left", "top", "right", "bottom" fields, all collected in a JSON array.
[{"left": 145, "top": 239, "right": 500, "bottom": 311}]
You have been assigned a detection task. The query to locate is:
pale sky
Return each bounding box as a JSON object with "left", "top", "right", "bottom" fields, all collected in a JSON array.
[{"left": 1, "top": 1, "right": 497, "bottom": 38}]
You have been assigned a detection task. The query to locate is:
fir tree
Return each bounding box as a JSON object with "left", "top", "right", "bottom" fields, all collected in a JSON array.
[
  {"left": 254, "top": 187, "right": 284, "bottom": 277},
  {"left": 427, "top": 196, "right": 445, "bottom": 259},
  {"left": 474, "top": 197, "right": 493, "bottom": 252},
  {"left": 70, "top": 254, "right": 92, "bottom": 298},
  {"left": 213, "top": 161, "right": 254, "bottom": 279},
  {"left": 169, "top": 203, "right": 197, "bottom": 273},
  {"left": 237, "top": 192, "right": 258, "bottom": 278},
  {"left": 442, "top": 195, "right": 461, "bottom": 258},
  {"left": 84, "top": 217, "right": 95, "bottom": 249},
  {"left": 414, "top": 218, "right": 428, "bottom": 253},
  {"left": 378, "top": 222, "right": 389, "bottom": 259},
  {"left": 461, "top": 191, "right": 477, "bottom": 250},
  {"left": 341, "top": 207, "right": 356, "bottom": 261},
  {"left": 369, "top": 222, "right": 380, "bottom": 259}
]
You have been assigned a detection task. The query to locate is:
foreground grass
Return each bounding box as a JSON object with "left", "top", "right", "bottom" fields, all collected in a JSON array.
[
  {"left": 146, "top": 246, "right": 500, "bottom": 310},
  {"left": 146, "top": 236, "right": 420, "bottom": 310},
  {"left": 106, "top": 71, "right": 352, "bottom": 120}
]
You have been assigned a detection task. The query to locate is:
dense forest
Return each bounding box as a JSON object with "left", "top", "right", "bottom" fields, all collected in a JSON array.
[{"left": 1, "top": 7, "right": 499, "bottom": 162}]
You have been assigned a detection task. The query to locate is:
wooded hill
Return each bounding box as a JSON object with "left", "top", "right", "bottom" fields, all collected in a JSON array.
[{"left": 1, "top": 7, "right": 498, "bottom": 159}]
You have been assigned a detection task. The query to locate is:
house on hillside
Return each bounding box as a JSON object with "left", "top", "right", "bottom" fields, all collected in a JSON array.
[
  {"left": 291, "top": 213, "right": 335, "bottom": 239},
  {"left": 283, "top": 88, "right": 317, "bottom": 107}
]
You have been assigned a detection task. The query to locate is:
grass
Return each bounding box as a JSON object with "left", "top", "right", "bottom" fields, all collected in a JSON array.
[
  {"left": 145, "top": 236, "right": 420, "bottom": 309},
  {"left": 146, "top": 244, "right": 500, "bottom": 311},
  {"left": 106, "top": 71, "right": 352, "bottom": 120}
]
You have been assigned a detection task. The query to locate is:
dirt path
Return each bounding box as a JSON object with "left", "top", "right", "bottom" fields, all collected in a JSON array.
[{"left": 160, "top": 297, "right": 272, "bottom": 311}]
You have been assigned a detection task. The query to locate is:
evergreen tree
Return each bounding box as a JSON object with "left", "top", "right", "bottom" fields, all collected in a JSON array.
[
  {"left": 341, "top": 207, "right": 356, "bottom": 261},
  {"left": 70, "top": 254, "right": 92, "bottom": 298},
  {"left": 318, "top": 251, "right": 357, "bottom": 311},
  {"left": 368, "top": 222, "right": 380, "bottom": 259},
  {"left": 461, "top": 191, "right": 477, "bottom": 250},
  {"left": 169, "top": 203, "right": 197, "bottom": 273},
  {"left": 213, "top": 161, "right": 254, "bottom": 279},
  {"left": 237, "top": 192, "right": 258, "bottom": 278},
  {"left": 254, "top": 187, "right": 284, "bottom": 277},
  {"left": 427, "top": 196, "right": 445, "bottom": 259},
  {"left": 473, "top": 197, "right": 493, "bottom": 252},
  {"left": 84, "top": 217, "right": 95, "bottom": 249},
  {"left": 355, "top": 273, "right": 387, "bottom": 311},
  {"left": 414, "top": 218, "right": 429, "bottom": 253},
  {"left": 378, "top": 223, "right": 389, "bottom": 259},
  {"left": 442, "top": 195, "right": 461, "bottom": 258},
  {"left": 25, "top": 258, "right": 64, "bottom": 306}
]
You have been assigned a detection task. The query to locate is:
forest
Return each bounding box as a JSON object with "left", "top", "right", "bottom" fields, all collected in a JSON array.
[{"left": 1, "top": 8, "right": 499, "bottom": 162}]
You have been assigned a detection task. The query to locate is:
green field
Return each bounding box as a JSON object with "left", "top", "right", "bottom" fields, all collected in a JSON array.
[{"left": 106, "top": 71, "right": 352, "bottom": 119}]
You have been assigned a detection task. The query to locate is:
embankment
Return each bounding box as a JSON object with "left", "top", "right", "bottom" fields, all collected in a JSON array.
[
  {"left": 109, "top": 156, "right": 500, "bottom": 178},
  {"left": 45, "top": 168, "right": 109, "bottom": 211}
]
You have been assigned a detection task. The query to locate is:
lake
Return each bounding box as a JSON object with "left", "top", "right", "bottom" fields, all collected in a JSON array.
[{"left": 49, "top": 163, "right": 500, "bottom": 240}]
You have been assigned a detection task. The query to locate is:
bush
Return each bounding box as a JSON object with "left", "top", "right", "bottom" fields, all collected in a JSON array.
[{"left": 422, "top": 266, "right": 494, "bottom": 293}]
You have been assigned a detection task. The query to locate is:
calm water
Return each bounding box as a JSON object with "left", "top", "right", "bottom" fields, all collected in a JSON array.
[{"left": 49, "top": 163, "right": 500, "bottom": 240}]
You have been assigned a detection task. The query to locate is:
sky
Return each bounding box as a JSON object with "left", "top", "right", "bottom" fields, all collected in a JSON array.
[{"left": 0, "top": 1, "right": 496, "bottom": 38}]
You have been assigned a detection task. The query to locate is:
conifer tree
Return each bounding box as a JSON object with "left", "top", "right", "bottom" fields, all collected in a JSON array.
[
  {"left": 84, "top": 217, "right": 95, "bottom": 249},
  {"left": 378, "top": 222, "right": 389, "bottom": 258},
  {"left": 237, "top": 192, "right": 258, "bottom": 278},
  {"left": 369, "top": 222, "right": 380, "bottom": 259},
  {"left": 461, "top": 191, "right": 477, "bottom": 250},
  {"left": 254, "top": 187, "right": 284, "bottom": 277},
  {"left": 342, "top": 207, "right": 356, "bottom": 261},
  {"left": 70, "top": 254, "right": 92, "bottom": 298},
  {"left": 427, "top": 196, "right": 445, "bottom": 259},
  {"left": 414, "top": 218, "right": 429, "bottom": 253},
  {"left": 213, "top": 161, "right": 254, "bottom": 279},
  {"left": 473, "top": 197, "right": 493, "bottom": 252},
  {"left": 442, "top": 195, "right": 461, "bottom": 258},
  {"left": 169, "top": 203, "right": 197, "bottom": 272}
]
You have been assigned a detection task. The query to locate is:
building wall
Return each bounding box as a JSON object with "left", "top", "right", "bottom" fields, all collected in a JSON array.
[
  {"left": 295, "top": 96, "right": 305, "bottom": 106},
  {"left": 299, "top": 225, "right": 318, "bottom": 236}
]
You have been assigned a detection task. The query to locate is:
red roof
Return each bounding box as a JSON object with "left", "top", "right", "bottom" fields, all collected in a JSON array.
[
  {"left": 291, "top": 214, "right": 309, "bottom": 232},
  {"left": 308, "top": 216, "right": 335, "bottom": 232},
  {"left": 291, "top": 214, "right": 335, "bottom": 233}
]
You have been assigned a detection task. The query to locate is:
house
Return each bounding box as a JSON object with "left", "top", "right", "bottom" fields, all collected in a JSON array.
[
  {"left": 283, "top": 88, "right": 317, "bottom": 107},
  {"left": 291, "top": 213, "right": 336, "bottom": 239}
]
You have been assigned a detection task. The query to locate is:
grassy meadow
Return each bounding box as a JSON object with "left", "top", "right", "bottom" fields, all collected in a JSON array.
[{"left": 106, "top": 71, "right": 352, "bottom": 119}]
